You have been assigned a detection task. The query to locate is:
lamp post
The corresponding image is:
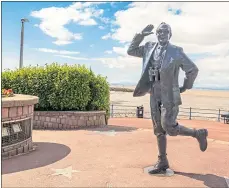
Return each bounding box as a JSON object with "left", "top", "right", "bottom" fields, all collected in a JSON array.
[{"left": 19, "top": 18, "right": 29, "bottom": 69}]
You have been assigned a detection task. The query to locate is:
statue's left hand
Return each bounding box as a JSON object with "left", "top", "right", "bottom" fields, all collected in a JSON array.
[
  {"left": 179, "top": 86, "right": 186, "bottom": 93},
  {"left": 141, "top": 24, "right": 154, "bottom": 36}
]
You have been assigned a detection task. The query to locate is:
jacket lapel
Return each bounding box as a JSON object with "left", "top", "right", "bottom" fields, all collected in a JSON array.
[
  {"left": 161, "top": 43, "right": 172, "bottom": 70},
  {"left": 142, "top": 42, "right": 157, "bottom": 73}
]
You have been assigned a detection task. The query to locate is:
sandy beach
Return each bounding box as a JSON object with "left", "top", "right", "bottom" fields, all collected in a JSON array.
[{"left": 110, "top": 87, "right": 229, "bottom": 120}]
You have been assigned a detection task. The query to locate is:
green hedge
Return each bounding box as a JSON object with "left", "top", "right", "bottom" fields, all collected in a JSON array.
[{"left": 2, "top": 63, "right": 110, "bottom": 119}]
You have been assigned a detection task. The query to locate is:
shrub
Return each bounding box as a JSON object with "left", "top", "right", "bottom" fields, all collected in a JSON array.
[{"left": 2, "top": 63, "right": 110, "bottom": 119}]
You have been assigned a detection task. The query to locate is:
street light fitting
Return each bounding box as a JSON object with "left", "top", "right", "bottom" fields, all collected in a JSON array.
[
  {"left": 21, "top": 18, "right": 29, "bottom": 22},
  {"left": 19, "top": 18, "right": 29, "bottom": 69}
]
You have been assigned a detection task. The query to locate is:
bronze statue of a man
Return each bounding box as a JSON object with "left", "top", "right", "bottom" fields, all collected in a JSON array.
[{"left": 127, "top": 23, "right": 208, "bottom": 174}]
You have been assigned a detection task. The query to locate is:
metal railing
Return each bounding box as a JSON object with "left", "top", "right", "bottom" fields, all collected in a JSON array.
[
  {"left": 110, "top": 104, "right": 138, "bottom": 118},
  {"left": 109, "top": 104, "right": 229, "bottom": 122}
]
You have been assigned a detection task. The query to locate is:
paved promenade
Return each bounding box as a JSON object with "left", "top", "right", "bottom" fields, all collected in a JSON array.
[{"left": 2, "top": 118, "right": 229, "bottom": 187}]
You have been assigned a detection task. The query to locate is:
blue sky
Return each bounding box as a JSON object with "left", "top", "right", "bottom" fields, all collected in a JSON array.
[
  {"left": 2, "top": 2, "right": 127, "bottom": 63},
  {"left": 2, "top": 2, "right": 229, "bottom": 89}
]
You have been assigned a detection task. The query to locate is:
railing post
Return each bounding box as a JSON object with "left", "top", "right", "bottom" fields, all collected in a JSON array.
[
  {"left": 189, "top": 107, "right": 192, "bottom": 120},
  {"left": 218, "top": 109, "right": 221, "bottom": 122},
  {"left": 111, "top": 104, "right": 114, "bottom": 118}
]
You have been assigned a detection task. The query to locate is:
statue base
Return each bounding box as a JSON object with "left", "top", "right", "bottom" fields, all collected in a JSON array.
[{"left": 143, "top": 166, "right": 174, "bottom": 177}]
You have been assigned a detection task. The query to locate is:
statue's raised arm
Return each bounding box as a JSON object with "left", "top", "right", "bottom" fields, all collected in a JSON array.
[{"left": 127, "top": 24, "right": 154, "bottom": 58}]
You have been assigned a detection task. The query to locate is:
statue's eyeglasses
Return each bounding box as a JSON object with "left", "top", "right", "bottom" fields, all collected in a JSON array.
[{"left": 157, "top": 29, "right": 169, "bottom": 35}]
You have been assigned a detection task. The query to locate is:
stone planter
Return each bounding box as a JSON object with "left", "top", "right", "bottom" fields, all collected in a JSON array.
[
  {"left": 2, "top": 94, "right": 39, "bottom": 159},
  {"left": 33, "top": 111, "right": 107, "bottom": 130}
]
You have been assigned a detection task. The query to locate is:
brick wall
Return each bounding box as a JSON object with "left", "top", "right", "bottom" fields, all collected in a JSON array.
[
  {"left": 2, "top": 137, "right": 33, "bottom": 160},
  {"left": 2, "top": 94, "right": 39, "bottom": 160},
  {"left": 33, "top": 111, "right": 107, "bottom": 130},
  {"left": 2, "top": 104, "right": 35, "bottom": 160},
  {"left": 2, "top": 105, "right": 34, "bottom": 159},
  {"left": 2, "top": 105, "right": 34, "bottom": 122}
]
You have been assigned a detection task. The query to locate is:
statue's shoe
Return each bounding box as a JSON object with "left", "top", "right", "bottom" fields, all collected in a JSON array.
[
  {"left": 148, "top": 156, "right": 169, "bottom": 174},
  {"left": 196, "top": 129, "right": 208, "bottom": 152}
]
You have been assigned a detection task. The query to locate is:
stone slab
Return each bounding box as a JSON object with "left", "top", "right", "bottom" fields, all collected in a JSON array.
[
  {"left": 143, "top": 166, "right": 174, "bottom": 177},
  {"left": 2, "top": 94, "right": 39, "bottom": 107}
]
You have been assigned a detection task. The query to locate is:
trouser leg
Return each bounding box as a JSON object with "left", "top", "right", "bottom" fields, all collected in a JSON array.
[
  {"left": 156, "top": 134, "right": 167, "bottom": 159},
  {"left": 149, "top": 94, "right": 169, "bottom": 174},
  {"left": 161, "top": 105, "right": 196, "bottom": 136},
  {"left": 150, "top": 94, "right": 166, "bottom": 137},
  {"left": 161, "top": 105, "right": 208, "bottom": 151},
  {"left": 150, "top": 94, "right": 167, "bottom": 156}
]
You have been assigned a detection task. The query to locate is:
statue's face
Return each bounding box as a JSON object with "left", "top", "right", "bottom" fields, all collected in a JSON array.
[{"left": 156, "top": 24, "right": 171, "bottom": 45}]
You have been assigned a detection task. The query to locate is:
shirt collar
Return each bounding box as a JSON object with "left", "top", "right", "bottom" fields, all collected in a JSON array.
[{"left": 157, "top": 42, "right": 169, "bottom": 49}]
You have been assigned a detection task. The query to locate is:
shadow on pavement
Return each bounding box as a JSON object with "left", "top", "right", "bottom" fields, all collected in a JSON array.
[
  {"left": 176, "top": 171, "right": 228, "bottom": 188},
  {"left": 2, "top": 142, "right": 71, "bottom": 175},
  {"left": 86, "top": 125, "right": 138, "bottom": 132}
]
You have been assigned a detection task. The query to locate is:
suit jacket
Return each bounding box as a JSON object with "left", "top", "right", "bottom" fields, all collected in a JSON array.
[{"left": 127, "top": 33, "right": 199, "bottom": 107}]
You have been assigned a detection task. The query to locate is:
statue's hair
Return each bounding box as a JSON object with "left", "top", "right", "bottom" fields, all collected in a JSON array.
[{"left": 156, "top": 22, "right": 172, "bottom": 38}]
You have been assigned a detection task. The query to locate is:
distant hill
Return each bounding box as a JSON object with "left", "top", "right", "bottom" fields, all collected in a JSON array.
[
  {"left": 110, "top": 82, "right": 136, "bottom": 87},
  {"left": 110, "top": 87, "right": 134, "bottom": 92},
  {"left": 193, "top": 87, "right": 229, "bottom": 91}
]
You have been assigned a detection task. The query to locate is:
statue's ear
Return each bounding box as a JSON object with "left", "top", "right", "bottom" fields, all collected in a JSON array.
[{"left": 169, "top": 32, "right": 172, "bottom": 39}]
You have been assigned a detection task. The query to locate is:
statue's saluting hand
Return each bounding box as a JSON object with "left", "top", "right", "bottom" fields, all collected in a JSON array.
[
  {"left": 141, "top": 24, "right": 154, "bottom": 36},
  {"left": 134, "top": 24, "right": 154, "bottom": 41}
]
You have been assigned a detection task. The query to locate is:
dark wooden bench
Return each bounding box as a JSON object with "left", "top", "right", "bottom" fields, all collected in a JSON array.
[{"left": 221, "top": 114, "right": 229, "bottom": 124}]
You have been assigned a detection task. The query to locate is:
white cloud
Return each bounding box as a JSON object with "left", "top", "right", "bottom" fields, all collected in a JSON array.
[
  {"left": 69, "top": 2, "right": 106, "bottom": 9},
  {"left": 112, "top": 46, "right": 128, "bottom": 56},
  {"left": 78, "top": 19, "right": 97, "bottom": 26},
  {"left": 110, "top": 2, "right": 117, "bottom": 8},
  {"left": 53, "top": 40, "right": 73, "bottom": 45},
  {"left": 2, "top": 56, "right": 20, "bottom": 70},
  {"left": 93, "top": 56, "right": 141, "bottom": 69},
  {"left": 194, "top": 55, "right": 229, "bottom": 88},
  {"left": 36, "top": 48, "right": 80, "bottom": 55},
  {"left": 100, "top": 17, "right": 110, "bottom": 24},
  {"left": 102, "top": 33, "right": 112, "bottom": 40},
  {"left": 99, "top": 26, "right": 105, "bottom": 30},
  {"left": 55, "top": 55, "right": 89, "bottom": 60},
  {"left": 54, "top": 52, "right": 141, "bottom": 70},
  {"left": 104, "top": 50, "right": 113, "bottom": 54},
  {"left": 175, "top": 42, "right": 229, "bottom": 57},
  {"left": 31, "top": 2, "right": 106, "bottom": 45}
]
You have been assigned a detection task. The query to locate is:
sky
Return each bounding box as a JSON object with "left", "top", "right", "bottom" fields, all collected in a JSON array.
[{"left": 2, "top": 1, "right": 229, "bottom": 89}]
